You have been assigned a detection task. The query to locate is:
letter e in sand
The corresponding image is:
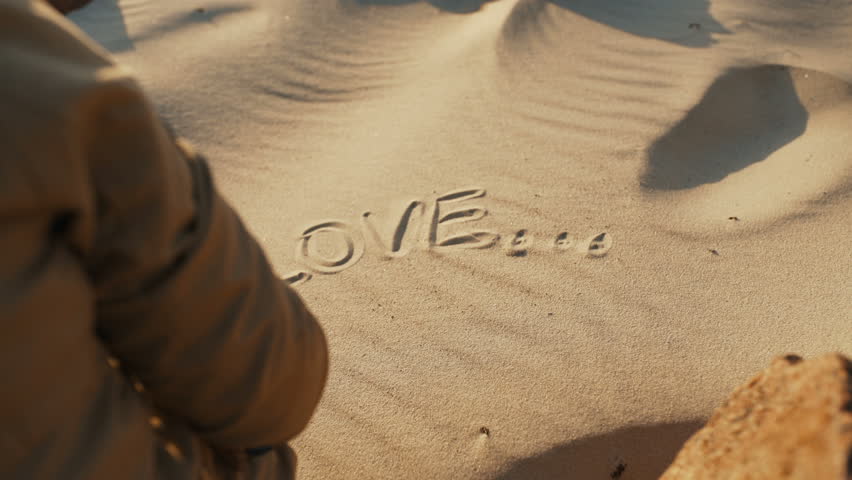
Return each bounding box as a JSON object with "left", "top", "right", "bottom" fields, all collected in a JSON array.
[{"left": 429, "top": 187, "right": 499, "bottom": 250}]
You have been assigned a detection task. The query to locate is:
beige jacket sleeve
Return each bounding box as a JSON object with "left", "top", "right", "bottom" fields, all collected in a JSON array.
[{"left": 1, "top": 0, "right": 328, "bottom": 452}]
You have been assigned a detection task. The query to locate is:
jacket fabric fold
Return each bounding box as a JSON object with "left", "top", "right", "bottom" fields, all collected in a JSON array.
[{"left": 0, "top": 1, "right": 328, "bottom": 478}]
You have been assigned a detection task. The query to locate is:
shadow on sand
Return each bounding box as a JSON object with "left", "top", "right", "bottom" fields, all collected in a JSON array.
[
  {"left": 353, "top": 0, "right": 727, "bottom": 45},
  {"left": 68, "top": 0, "right": 133, "bottom": 52},
  {"left": 549, "top": 0, "right": 729, "bottom": 47},
  {"left": 352, "top": 0, "right": 496, "bottom": 14},
  {"left": 642, "top": 65, "right": 809, "bottom": 191},
  {"left": 71, "top": 1, "right": 249, "bottom": 54},
  {"left": 493, "top": 420, "right": 703, "bottom": 480}
]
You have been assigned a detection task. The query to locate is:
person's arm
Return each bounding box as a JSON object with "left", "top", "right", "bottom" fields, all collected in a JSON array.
[
  {"left": 4, "top": 0, "right": 328, "bottom": 450},
  {"left": 91, "top": 117, "right": 329, "bottom": 449},
  {"left": 86, "top": 46, "right": 328, "bottom": 454}
]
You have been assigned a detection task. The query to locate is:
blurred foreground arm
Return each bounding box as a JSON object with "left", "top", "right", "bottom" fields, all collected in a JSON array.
[
  {"left": 85, "top": 41, "right": 329, "bottom": 453},
  {"left": 5, "top": 0, "right": 328, "bottom": 450},
  {"left": 93, "top": 124, "right": 329, "bottom": 449}
]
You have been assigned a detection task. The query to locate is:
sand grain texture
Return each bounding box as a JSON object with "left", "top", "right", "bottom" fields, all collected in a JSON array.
[
  {"left": 70, "top": 1, "right": 852, "bottom": 478},
  {"left": 661, "top": 354, "right": 852, "bottom": 479}
]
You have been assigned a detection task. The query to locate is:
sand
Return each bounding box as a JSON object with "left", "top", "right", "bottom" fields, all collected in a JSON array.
[{"left": 71, "top": 1, "right": 852, "bottom": 478}]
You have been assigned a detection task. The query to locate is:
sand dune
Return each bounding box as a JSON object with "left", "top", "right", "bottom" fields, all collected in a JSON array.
[
  {"left": 72, "top": 1, "right": 852, "bottom": 478},
  {"left": 644, "top": 65, "right": 813, "bottom": 192},
  {"left": 643, "top": 65, "right": 852, "bottom": 232}
]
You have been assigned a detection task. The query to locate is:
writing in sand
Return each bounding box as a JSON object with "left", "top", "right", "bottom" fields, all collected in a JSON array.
[{"left": 281, "top": 187, "right": 613, "bottom": 286}]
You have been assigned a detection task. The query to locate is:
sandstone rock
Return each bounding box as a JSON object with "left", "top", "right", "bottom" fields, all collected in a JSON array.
[{"left": 661, "top": 353, "right": 852, "bottom": 480}]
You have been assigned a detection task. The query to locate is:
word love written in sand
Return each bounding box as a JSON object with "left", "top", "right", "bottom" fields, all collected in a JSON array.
[{"left": 282, "top": 187, "right": 612, "bottom": 285}]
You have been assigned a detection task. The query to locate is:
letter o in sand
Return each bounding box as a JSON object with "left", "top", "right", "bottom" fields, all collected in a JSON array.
[{"left": 296, "top": 221, "right": 365, "bottom": 274}]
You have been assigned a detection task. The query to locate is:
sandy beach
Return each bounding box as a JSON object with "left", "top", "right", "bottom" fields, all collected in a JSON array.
[{"left": 71, "top": 1, "right": 852, "bottom": 478}]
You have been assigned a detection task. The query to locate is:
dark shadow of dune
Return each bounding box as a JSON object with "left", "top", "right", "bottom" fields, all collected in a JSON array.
[
  {"left": 548, "top": 0, "right": 729, "bottom": 47},
  {"left": 71, "top": 2, "right": 250, "bottom": 53},
  {"left": 351, "top": 0, "right": 496, "bottom": 14},
  {"left": 68, "top": 0, "right": 133, "bottom": 52},
  {"left": 493, "top": 420, "right": 704, "bottom": 480},
  {"left": 642, "top": 65, "right": 808, "bottom": 191},
  {"left": 131, "top": 6, "right": 251, "bottom": 44}
]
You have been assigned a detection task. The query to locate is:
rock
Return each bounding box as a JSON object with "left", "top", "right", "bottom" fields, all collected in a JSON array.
[{"left": 661, "top": 353, "right": 852, "bottom": 480}]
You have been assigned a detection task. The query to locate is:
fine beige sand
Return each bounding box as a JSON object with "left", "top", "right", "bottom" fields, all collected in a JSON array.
[{"left": 72, "top": 1, "right": 852, "bottom": 478}]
